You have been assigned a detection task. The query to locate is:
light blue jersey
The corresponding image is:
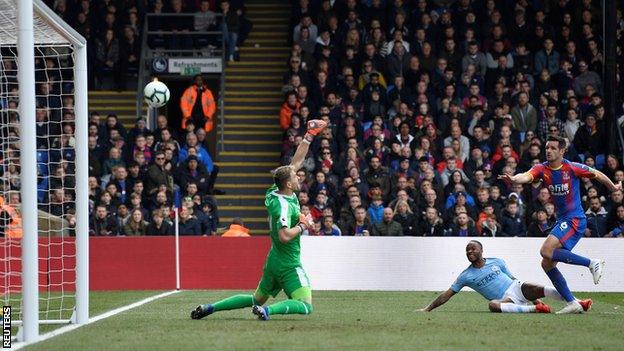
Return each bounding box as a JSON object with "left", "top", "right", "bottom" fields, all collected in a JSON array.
[{"left": 450, "top": 258, "right": 515, "bottom": 301}]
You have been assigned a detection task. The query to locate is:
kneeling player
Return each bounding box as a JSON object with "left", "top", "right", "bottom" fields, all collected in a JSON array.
[
  {"left": 419, "top": 240, "right": 592, "bottom": 313},
  {"left": 190, "top": 120, "right": 327, "bottom": 321}
]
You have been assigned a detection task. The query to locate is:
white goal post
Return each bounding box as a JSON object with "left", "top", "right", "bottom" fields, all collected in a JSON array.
[{"left": 0, "top": 0, "right": 88, "bottom": 342}]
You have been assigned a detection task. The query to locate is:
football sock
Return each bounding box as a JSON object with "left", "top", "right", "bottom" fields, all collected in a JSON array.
[
  {"left": 266, "top": 300, "right": 313, "bottom": 315},
  {"left": 543, "top": 286, "right": 563, "bottom": 300},
  {"left": 500, "top": 303, "right": 536, "bottom": 313},
  {"left": 211, "top": 294, "right": 256, "bottom": 312},
  {"left": 552, "top": 249, "right": 591, "bottom": 267},
  {"left": 546, "top": 267, "right": 575, "bottom": 302}
]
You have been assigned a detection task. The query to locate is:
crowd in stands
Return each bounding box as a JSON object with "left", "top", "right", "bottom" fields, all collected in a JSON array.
[
  {"left": 279, "top": 0, "right": 624, "bottom": 237},
  {"left": 43, "top": 0, "right": 251, "bottom": 89},
  {"left": 87, "top": 74, "right": 226, "bottom": 236},
  {"left": 0, "top": 57, "right": 224, "bottom": 237}
]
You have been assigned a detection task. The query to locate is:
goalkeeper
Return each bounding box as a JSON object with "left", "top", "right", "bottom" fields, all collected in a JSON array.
[{"left": 191, "top": 120, "right": 327, "bottom": 321}]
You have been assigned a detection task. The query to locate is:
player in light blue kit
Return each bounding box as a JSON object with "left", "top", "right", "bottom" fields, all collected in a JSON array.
[{"left": 419, "top": 241, "right": 591, "bottom": 313}]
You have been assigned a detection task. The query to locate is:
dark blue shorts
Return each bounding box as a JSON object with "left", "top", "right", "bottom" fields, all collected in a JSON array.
[{"left": 550, "top": 217, "right": 587, "bottom": 251}]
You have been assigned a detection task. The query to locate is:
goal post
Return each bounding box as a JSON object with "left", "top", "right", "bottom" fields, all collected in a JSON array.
[{"left": 1, "top": 0, "right": 89, "bottom": 342}]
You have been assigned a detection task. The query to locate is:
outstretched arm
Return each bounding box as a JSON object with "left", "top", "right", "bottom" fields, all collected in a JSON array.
[
  {"left": 419, "top": 289, "right": 456, "bottom": 312},
  {"left": 289, "top": 120, "right": 327, "bottom": 171},
  {"left": 498, "top": 171, "right": 533, "bottom": 185},
  {"left": 289, "top": 138, "right": 311, "bottom": 171},
  {"left": 592, "top": 169, "right": 622, "bottom": 192}
]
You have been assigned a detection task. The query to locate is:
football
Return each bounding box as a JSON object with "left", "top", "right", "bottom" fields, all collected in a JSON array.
[{"left": 143, "top": 80, "right": 170, "bottom": 108}]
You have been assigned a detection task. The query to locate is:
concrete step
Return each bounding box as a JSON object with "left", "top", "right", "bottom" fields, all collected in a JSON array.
[
  {"left": 227, "top": 61, "right": 285, "bottom": 67},
  {"left": 225, "top": 101, "right": 280, "bottom": 108},
  {"left": 240, "top": 46, "right": 290, "bottom": 52},
  {"left": 217, "top": 141, "right": 280, "bottom": 152},
  {"left": 225, "top": 91, "right": 284, "bottom": 98},
  {"left": 223, "top": 124, "right": 281, "bottom": 130},
  {"left": 226, "top": 75, "right": 282, "bottom": 82},
  {"left": 220, "top": 150, "right": 280, "bottom": 156},
  {"left": 226, "top": 67, "right": 284, "bottom": 74}
]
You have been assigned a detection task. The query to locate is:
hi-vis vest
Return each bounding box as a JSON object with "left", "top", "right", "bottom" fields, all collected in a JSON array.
[{"left": 0, "top": 196, "right": 22, "bottom": 239}]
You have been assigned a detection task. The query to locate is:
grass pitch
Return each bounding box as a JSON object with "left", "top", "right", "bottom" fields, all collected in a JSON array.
[{"left": 25, "top": 290, "right": 624, "bottom": 351}]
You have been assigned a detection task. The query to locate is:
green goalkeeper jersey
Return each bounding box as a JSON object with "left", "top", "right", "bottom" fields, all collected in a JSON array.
[{"left": 265, "top": 184, "right": 301, "bottom": 271}]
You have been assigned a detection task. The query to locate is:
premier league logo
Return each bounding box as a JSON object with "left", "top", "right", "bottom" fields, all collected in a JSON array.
[{"left": 152, "top": 57, "right": 167, "bottom": 73}]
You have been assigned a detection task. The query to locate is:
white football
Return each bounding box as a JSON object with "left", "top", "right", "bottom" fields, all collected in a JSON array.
[{"left": 144, "top": 80, "right": 170, "bottom": 108}]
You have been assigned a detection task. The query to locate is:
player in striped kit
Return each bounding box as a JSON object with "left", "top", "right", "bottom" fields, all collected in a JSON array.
[{"left": 499, "top": 136, "right": 621, "bottom": 314}]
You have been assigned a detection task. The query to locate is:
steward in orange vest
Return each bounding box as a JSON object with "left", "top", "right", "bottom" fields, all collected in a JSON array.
[
  {"left": 180, "top": 75, "right": 216, "bottom": 132},
  {"left": 0, "top": 195, "right": 22, "bottom": 239},
  {"left": 222, "top": 218, "right": 250, "bottom": 237}
]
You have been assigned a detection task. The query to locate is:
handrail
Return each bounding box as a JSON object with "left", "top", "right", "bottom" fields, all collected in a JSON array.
[
  {"left": 136, "top": 16, "right": 149, "bottom": 124},
  {"left": 219, "top": 21, "right": 225, "bottom": 153},
  {"left": 616, "top": 114, "right": 624, "bottom": 164}
]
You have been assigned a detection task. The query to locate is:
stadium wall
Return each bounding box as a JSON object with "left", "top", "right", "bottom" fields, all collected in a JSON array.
[
  {"left": 2, "top": 237, "right": 622, "bottom": 291},
  {"left": 300, "top": 237, "right": 624, "bottom": 292}
]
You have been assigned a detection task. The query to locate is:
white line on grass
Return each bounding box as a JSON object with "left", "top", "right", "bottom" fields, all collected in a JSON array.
[{"left": 11, "top": 290, "right": 181, "bottom": 350}]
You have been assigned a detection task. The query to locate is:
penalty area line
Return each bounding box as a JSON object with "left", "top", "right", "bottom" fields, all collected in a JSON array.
[{"left": 11, "top": 290, "right": 181, "bottom": 350}]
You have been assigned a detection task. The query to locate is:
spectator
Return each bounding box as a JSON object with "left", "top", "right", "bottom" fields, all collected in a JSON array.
[
  {"left": 119, "top": 26, "right": 140, "bottom": 86},
  {"left": 122, "top": 209, "right": 149, "bottom": 236},
  {"left": 480, "top": 213, "right": 501, "bottom": 237},
  {"left": 220, "top": 0, "right": 239, "bottom": 62},
  {"left": 320, "top": 216, "right": 341, "bottom": 236},
  {"left": 527, "top": 208, "right": 552, "bottom": 237},
  {"left": 417, "top": 206, "right": 443, "bottom": 236},
  {"left": 534, "top": 38, "right": 560, "bottom": 76},
  {"left": 194, "top": 0, "right": 217, "bottom": 33},
  {"left": 367, "top": 194, "right": 384, "bottom": 225},
  {"left": 500, "top": 200, "right": 526, "bottom": 237},
  {"left": 447, "top": 212, "right": 477, "bottom": 237},
  {"left": 606, "top": 205, "right": 624, "bottom": 238},
  {"left": 180, "top": 75, "right": 217, "bottom": 133},
  {"left": 573, "top": 114, "right": 605, "bottom": 167},
  {"left": 393, "top": 200, "right": 418, "bottom": 236},
  {"left": 372, "top": 207, "right": 403, "bottom": 236},
  {"left": 146, "top": 209, "right": 174, "bottom": 235},
  {"left": 280, "top": 92, "right": 301, "bottom": 131},
  {"left": 345, "top": 205, "right": 371, "bottom": 236},
  {"left": 510, "top": 92, "right": 538, "bottom": 137},
  {"left": 176, "top": 155, "right": 211, "bottom": 196},
  {"left": 145, "top": 151, "right": 173, "bottom": 195},
  {"left": 95, "top": 29, "right": 120, "bottom": 89},
  {"left": 222, "top": 217, "right": 251, "bottom": 237},
  {"left": 89, "top": 205, "right": 119, "bottom": 236},
  {"left": 177, "top": 206, "right": 201, "bottom": 235},
  {"left": 574, "top": 61, "right": 602, "bottom": 96},
  {"left": 585, "top": 196, "right": 609, "bottom": 237}
]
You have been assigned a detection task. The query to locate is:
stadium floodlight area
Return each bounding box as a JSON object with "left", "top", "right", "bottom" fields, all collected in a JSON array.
[{"left": 0, "top": 0, "right": 88, "bottom": 343}]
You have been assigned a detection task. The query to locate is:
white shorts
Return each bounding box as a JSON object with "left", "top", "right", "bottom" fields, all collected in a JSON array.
[{"left": 502, "top": 280, "right": 530, "bottom": 305}]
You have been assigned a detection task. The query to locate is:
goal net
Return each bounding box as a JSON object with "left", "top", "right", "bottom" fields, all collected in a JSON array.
[{"left": 0, "top": 0, "right": 88, "bottom": 342}]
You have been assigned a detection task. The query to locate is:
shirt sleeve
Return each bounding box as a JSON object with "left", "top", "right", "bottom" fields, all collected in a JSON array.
[
  {"left": 497, "top": 259, "right": 515, "bottom": 280},
  {"left": 527, "top": 164, "right": 545, "bottom": 182},
  {"left": 570, "top": 162, "right": 598, "bottom": 179},
  {"left": 450, "top": 271, "right": 466, "bottom": 293}
]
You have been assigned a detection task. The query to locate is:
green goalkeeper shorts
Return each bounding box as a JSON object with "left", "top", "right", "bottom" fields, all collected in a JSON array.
[{"left": 256, "top": 265, "right": 311, "bottom": 299}]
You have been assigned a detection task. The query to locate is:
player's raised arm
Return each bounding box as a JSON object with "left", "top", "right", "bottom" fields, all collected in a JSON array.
[
  {"left": 419, "top": 289, "right": 456, "bottom": 312},
  {"left": 589, "top": 169, "right": 622, "bottom": 192},
  {"left": 289, "top": 120, "right": 327, "bottom": 171},
  {"left": 498, "top": 171, "right": 534, "bottom": 185}
]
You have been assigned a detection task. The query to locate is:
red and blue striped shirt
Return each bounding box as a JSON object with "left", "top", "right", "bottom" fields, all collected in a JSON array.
[{"left": 527, "top": 159, "right": 597, "bottom": 219}]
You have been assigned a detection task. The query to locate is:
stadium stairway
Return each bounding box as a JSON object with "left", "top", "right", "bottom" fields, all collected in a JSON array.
[
  {"left": 88, "top": 91, "right": 146, "bottom": 129},
  {"left": 215, "top": 1, "right": 290, "bottom": 235}
]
